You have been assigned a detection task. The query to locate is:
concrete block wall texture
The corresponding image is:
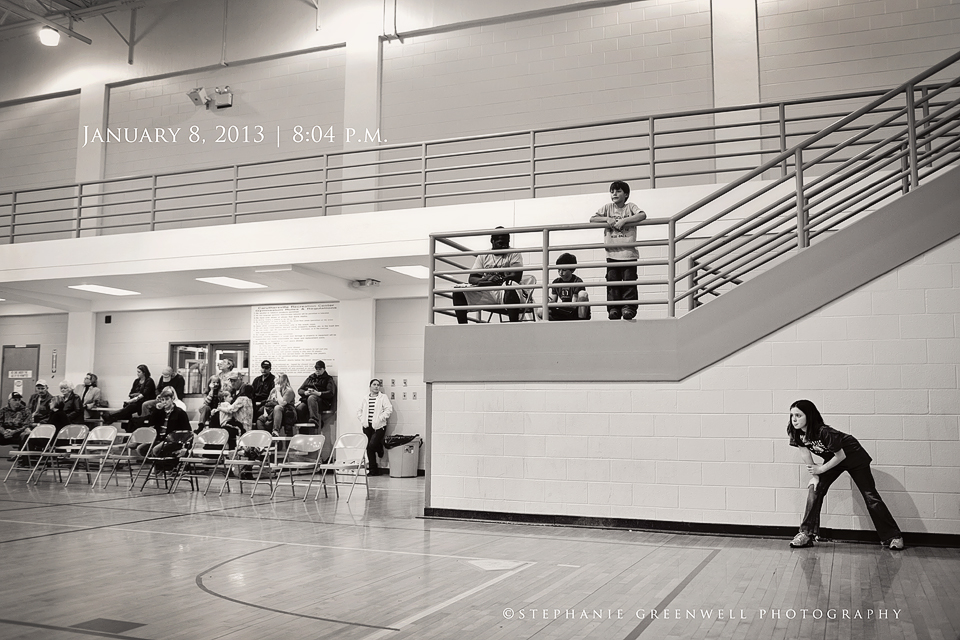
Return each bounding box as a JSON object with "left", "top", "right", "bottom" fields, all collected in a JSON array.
[
  {"left": 758, "top": 0, "right": 960, "bottom": 101},
  {"left": 103, "top": 47, "right": 346, "bottom": 178},
  {"left": 0, "top": 94, "right": 79, "bottom": 192},
  {"left": 381, "top": 0, "right": 714, "bottom": 144},
  {"left": 430, "top": 233, "right": 960, "bottom": 535}
]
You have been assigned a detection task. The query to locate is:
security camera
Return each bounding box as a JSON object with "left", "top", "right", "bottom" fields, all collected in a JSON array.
[{"left": 186, "top": 87, "right": 210, "bottom": 107}]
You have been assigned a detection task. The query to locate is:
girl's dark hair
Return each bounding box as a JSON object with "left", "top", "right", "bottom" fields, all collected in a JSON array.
[
  {"left": 787, "top": 399, "right": 827, "bottom": 443},
  {"left": 137, "top": 364, "right": 151, "bottom": 378},
  {"left": 86, "top": 372, "right": 98, "bottom": 386},
  {"left": 369, "top": 378, "right": 383, "bottom": 386}
]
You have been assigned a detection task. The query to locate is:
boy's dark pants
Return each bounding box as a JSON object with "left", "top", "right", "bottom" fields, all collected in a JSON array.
[
  {"left": 800, "top": 462, "right": 901, "bottom": 542},
  {"left": 606, "top": 258, "right": 638, "bottom": 314}
]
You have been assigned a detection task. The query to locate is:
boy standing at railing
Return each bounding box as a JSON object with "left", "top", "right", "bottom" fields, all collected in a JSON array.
[{"left": 590, "top": 180, "right": 647, "bottom": 320}]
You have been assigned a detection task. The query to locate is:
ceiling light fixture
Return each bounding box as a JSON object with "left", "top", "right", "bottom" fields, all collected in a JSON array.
[
  {"left": 254, "top": 266, "right": 294, "bottom": 273},
  {"left": 196, "top": 277, "right": 267, "bottom": 289},
  {"left": 68, "top": 284, "right": 140, "bottom": 296},
  {"left": 386, "top": 265, "right": 430, "bottom": 279},
  {"left": 39, "top": 26, "right": 60, "bottom": 46}
]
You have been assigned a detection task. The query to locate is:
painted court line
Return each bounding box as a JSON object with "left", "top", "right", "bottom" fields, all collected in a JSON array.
[{"left": 361, "top": 561, "right": 537, "bottom": 640}]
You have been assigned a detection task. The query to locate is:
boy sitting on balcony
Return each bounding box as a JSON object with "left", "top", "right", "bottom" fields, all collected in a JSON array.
[{"left": 536, "top": 253, "right": 591, "bottom": 321}]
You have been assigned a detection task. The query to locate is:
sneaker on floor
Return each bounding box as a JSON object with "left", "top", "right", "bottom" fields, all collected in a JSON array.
[
  {"left": 608, "top": 309, "right": 622, "bottom": 320},
  {"left": 622, "top": 308, "right": 637, "bottom": 321},
  {"left": 887, "top": 537, "right": 904, "bottom": 550},
  {"left": 790, "top": 532, "right": 813, "bottom": 548}
]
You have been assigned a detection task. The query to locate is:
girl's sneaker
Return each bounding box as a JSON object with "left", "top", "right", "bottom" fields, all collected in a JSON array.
[{"left": 790, "top": 532, "right": 813, "bottom": 548}]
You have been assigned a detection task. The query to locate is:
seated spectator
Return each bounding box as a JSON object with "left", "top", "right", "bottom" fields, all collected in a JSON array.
[
  {"left": 256, "top": 372, "right": 297, "bottom": 436},
  {"left": 103, "top": 365, "right": 157, "bottom": 425},
  {"left": 251, "top": 360, "right": 276, "bottom": 419},
  {"left": 49, "top": 380, "right": 84, "bottom": 429},
  {"left": 0, "top": 392, "right": 32, "bottom": 446},
  {"left": 209, "top": 371, "right": 254, "bottom": 448},
  {"left": 196, "top": 358, "right": 235, "bottom": 428},
  {"left": 119, "top": 387, "right": 191, "bottom": 460},
  {"left": 27, "top": 380, "right": 54, "bottom": 425},
  {"left": 296, "top": 360, "right": 337, "bottom": 429},
  {"left": 452, "top": 228, "right": 535, "bottom": 324},
  {"left": 76, "top": 373, "right": 102, "bottom": 421},
  {"left": 536, "top": 253, "right": 591, "bottom": 321},
  {"left": 141, "top": 366, "right": 185, "bottom": 417}
]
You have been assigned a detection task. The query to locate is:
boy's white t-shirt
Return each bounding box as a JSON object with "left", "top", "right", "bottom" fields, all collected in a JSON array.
[{"left": 595, "top": 202, "right": 642, "bottom": 260}]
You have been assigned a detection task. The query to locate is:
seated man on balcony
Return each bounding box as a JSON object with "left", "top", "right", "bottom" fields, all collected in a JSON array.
[{"left": 452, "top": 228, "right": 535, "bottom": 324}]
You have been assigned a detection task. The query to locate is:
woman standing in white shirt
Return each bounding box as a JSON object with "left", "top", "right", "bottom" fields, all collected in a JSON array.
[{"left": 357, "top": 379, "right": 393, "bottom": 476}]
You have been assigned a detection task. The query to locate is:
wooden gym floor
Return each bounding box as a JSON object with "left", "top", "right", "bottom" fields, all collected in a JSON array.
[{"left": 0, "top": 462, "right": 958, "bottom": 640}]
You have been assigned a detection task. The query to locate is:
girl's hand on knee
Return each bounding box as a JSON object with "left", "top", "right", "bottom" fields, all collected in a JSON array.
[{"left": 807, "top": 475, "right": 819, "bottom": 488}]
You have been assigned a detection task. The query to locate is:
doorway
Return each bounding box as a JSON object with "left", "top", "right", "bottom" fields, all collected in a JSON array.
[{"left": 1, "top": 344, "right": 41, "bottom": 401}]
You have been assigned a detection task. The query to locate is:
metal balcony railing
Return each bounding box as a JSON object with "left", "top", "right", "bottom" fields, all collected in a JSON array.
[
  {"left": 3, "top": 51, "right": 959, "bottom": 244},
  {"left": 428, "top": 50, "right": 960, "bottom": 323}
]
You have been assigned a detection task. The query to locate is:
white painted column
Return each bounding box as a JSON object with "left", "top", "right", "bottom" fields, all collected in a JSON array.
[
  {"left": 65, "top": 311, "right": 97, "bottom": 388},
  {"left": 711, "top": 0, "right": 762, "bottom": 176},
  {"left": 76, "top": 83, "right": 109, "bottom": 236},
  {"left": 336, "top": 297, "right": 376, "bottom": 436}
]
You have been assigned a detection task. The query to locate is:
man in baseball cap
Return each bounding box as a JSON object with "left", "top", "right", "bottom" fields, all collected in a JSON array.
[{"left": 251, "top": 360, "right": 275, "bottom": 420}]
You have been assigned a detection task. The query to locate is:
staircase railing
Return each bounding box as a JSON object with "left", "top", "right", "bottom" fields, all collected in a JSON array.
[{"left": 429, "top": 50, "right": 960, "bottom": 323}]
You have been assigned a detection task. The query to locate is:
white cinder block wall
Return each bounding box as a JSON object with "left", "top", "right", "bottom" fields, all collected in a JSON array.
[
  {"left": 382, "top": 0, "right": 714, "bottom": 142},
  {"left": 430, "top": 234, "right": 960, "bottom": 535},
  {"left": 758, "top": 0, "right": 960, "bottom": 100},
  {"left": 0, "top": 94, "right": 79, "bottom": 192},
  {"left": 105, "top": 48, "right": 346, "bottom": 177}
]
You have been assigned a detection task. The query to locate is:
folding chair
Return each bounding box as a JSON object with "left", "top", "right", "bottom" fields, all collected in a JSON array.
[
  {"left": 63, "top": 425, "right": 119, "bottom": 488},
  {"left": 3, "top": 425, "right": 56, "bottom": 483},
  {"left": 134, "top": 431, "right": 193, "bottom": 492},
  {"left": 314, "top": 433, "right": 369, "bottom": 502},
  {"left": 170, "top": 428, "right": 229, "bottom": 495},
  {"left": 31, "top": 424, "right": 89, "bottom": 484},
  {"left": 218, "top": 430, "right": 274, "bottom": 497},
  {"left": 103, "top": 427, "right": 157, "bottom": 487},
  {"left": 270, "top": 434, "right": 325, "bottom": 501}
]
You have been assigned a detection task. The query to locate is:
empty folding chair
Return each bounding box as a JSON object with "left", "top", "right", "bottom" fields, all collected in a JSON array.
[
  {"left": 31, "top": 424, "right": 89, "bottom": 484},
  {"left": 170, "top": 428, "right": 229, "bottom": 495},
  {"left": 218, "top": 430, "right": 274, "bottom": 497},
  {"left": 315, "top": 433, "right": 369, "bottom": 502},
  {"left": 270, "top": 434, "right": 325, "bottom": 501},
  {"left": 103, "top": 427, "right": 157, "bottom": 488},
  {"left": 3, "top": 425, "right": 56, "bottom": 483},
  {"left": 63, "top": 425, "right": 118, "bottom": 487}
]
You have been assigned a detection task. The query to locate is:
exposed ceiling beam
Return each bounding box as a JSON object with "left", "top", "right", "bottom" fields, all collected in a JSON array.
[
  {"left": 0, "top": 287, "right": 93, "bottom": 312},
  {"left": 0, "top": 0, "right": 92, "bottom": 43}
]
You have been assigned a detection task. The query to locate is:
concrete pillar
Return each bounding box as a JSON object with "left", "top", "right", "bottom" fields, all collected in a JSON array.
[
  {"left": 76, "top": 83, "right": 109, "bottom": 236},
  {"left": 336, "top": 297, "right": 376, "bottom": 437},
  {"left": 711, "top": 0, "right": 762, "bottom": 176}
]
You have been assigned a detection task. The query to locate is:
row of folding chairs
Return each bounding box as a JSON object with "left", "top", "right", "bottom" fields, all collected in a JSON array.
[{"left": 5, "top": 425, "right": 371, "bottom": 503}]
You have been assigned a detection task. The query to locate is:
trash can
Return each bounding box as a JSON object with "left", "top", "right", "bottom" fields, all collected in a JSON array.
[{"left": 389, "top": 437, "right": 421, "bottom": 478}]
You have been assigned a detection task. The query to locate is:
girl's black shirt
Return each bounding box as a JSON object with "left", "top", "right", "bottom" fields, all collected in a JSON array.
[{"left": 788, "top": 424, "right": 872, "bottom": 468}]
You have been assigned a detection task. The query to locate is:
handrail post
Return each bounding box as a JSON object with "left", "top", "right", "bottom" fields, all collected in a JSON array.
[
  {"left": 795, "top": 148, "right": 808, "bottom": 249},
  {"left": 529, "top": 130, "right": 536, "bottom": 197},
  {"left": 321, "top": 153, "right": 328, "bottom": 217},
  {"left": 905, "top": 83, "right": 920, "bottom": 189},
  {"left": 150, "top": 175, "right": 157, "bottom": 231},
  {"left": 649, "top": 117, "right": 656, "bottom": 188},
  {"left": 421, "top": 142, "right": 428, "bottom": 207},
  {"left": 10, "top": 192, "right": 16, "bottom": 244},
  {"left": 541, "top": 229, "right": 550, "bottom": 321},
  {"left": 779, "top": 102, "right": 787, "bottom": 178},
  {"left": 231, "top": 165, "right": 239, "bottom": 225},
  {"left": 920, "top": 85, "right": 932, "bottom": 161},
  {"left": 901, "top": 142, "right": 910, "bottom": 194},
  {"left": 428, "top": 235, "right": 436, "bottom": 325},
  {"left": 667, "top": 219, "right": 676, "bottom": 318},
  {"left": 75, "top": 184, "right": 82, "bottom": 238}
]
